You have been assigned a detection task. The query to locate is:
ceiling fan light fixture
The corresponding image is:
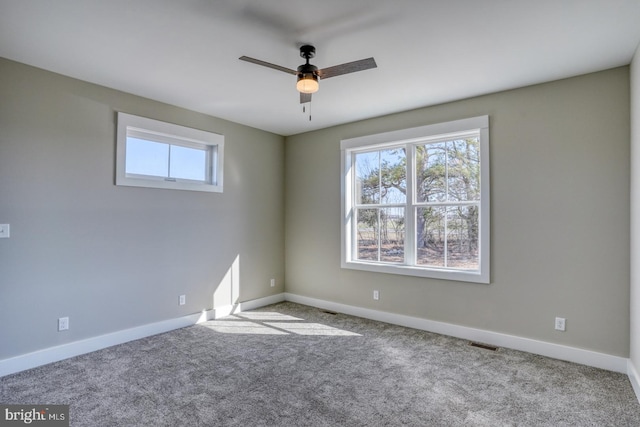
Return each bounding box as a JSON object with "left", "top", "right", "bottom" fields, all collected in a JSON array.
[{"left": 296, "top": 73, "right": 319, "bottom": 94}]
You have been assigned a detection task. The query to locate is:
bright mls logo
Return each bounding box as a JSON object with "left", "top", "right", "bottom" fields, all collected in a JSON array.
[{"left": 0, "top": 405, "right": 68, "bottom": 427}]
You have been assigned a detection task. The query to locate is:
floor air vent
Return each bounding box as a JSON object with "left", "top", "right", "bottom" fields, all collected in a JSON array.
[
  {"left": 322, "top": 310, "right": 338, "bottom": 315},
  {"left": 470, "top": 342, "right": 499, "bottom": 351}
]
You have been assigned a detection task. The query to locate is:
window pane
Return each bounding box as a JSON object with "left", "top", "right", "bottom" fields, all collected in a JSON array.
[
  {"left": 416, "top": 143, "right": 447, "bottom": 203},
  {"left": 447, "top": 138, "right": 480, "bottom": 202},
  {"left": 170, "top": 145, "right": 207, "bottom": 181},
  {"left": 446, "top": 206, "right": 479, "bottom": 270},
  {"left": 355, "top": 152, "right": 380, "bottom": 204},
  {"left": 380, "top": 207, "right": 404, "bottom": 263},
  {"left": 416, "top": 207, "right": 445, "bottom": 267},
  {"left": 125, "top": 137, "right": 169, "bottom": 177},
  {"left": 380, "top": 148, "right": 406, "bottom": 204},
  {"left": 357, "top": 208, "right": 379, "bottom": 261}
]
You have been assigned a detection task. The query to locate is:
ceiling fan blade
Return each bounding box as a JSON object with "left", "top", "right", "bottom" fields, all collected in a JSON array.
[
  {"left": 239, "top": 56, "right": 297, "bottom": 75},
  {"left": 300, "top": 92, "right": 312, "bottom": 104},
  {"left": 317, "top": 57, "right": 377, "bottom": 79}
]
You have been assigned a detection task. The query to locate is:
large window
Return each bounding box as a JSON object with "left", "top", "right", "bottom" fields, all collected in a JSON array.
[
  {"left": 341, "top": 116, "right": 489, "bottom": 283},
  {"left": 116, "top": 112, "right": 224, "bottom": 193}
]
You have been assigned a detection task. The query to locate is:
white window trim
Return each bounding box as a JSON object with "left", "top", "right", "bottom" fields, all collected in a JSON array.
[
  {"left": 340, "top": 116, "right": 490, "bottom": 284},
  {"left": 116, "top": 112, "right": 224, "bottom": 193}
]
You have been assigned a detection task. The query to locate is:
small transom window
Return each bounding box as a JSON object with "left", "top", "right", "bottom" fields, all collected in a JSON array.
[{"left": 116, "top": 112, "right": 224, "bottom": 193}]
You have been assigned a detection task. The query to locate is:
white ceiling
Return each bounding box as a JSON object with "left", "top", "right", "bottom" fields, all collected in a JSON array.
[{"left": 1, "top": 1, "right": 640, "bottom": 136}]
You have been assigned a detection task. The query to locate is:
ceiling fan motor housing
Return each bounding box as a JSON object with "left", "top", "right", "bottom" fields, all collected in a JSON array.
[
  {"left": 299, "top": 45, "right": 316, "bottom": 59},
  {"left": 297, "top": 63, "right": 318, "bottom": 75},
  {"left": 297, "top": 46, "right": 319, "bottom": 81}
]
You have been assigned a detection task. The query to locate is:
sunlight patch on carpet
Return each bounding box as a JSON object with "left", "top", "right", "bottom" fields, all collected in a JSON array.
[
  {"left": 201, "top": 321, "right": 288, "bottom": 335},
  {"left": 264, "top": 322, "right": 361, "bottom": 336},
  {"left": 234, "top": 312, "right": 303, "bottom": 321},
  {"left": 201, "top": 311, "right": 361, "bottom": 336}
]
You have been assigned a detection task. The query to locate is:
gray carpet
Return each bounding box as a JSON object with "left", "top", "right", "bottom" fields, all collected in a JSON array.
[{"left": 1, "top": 302, "right": 639, "bottom": 426}]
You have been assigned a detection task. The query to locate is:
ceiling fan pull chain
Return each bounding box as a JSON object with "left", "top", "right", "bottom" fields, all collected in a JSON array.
[{"left": 302, "top": 102, "right": 311, "bottom": 121}]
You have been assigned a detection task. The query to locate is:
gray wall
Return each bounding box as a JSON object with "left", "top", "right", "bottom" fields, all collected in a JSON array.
[
  {"left": 285, "top": 67, "right": 631, "bottom": 357},
  {"left": 0, "top": 56, "right": 632, "bottom": 363},
  {"left": 631, "top": 44, "right": 640, "bottom": 371},
  {"left": 0, "top": 58, "right": 285, "bottom": 359}
]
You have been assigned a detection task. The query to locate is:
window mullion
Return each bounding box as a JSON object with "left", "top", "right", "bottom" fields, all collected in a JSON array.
[
  {"left": 405, "top": 143, "right": 415, "bottom": 265},
  {"left": 414, "top": 200, "right": 479, "bottom": 208},
  {"left": 167, "top": 144, "right": 172, "bottom": 179},
  {"left": 378, "top": 151, "right": 382, "bottom": 204},
  {"left": 377, "top": 208, "right": 381, "bottom": 261},
  {"left": 444, "top": 142, "right": 449, "bottom": 268},
  {"left": 444, "top": 207, "right": 448, "bottom": 268},
  {"left": 377, "top": 152, "right": 382, "bottom": 262},
  {"left": 445, "top": 140, "right": 450, "bottom": 200},
  {"left": 350, "top": 153, "right": 357, "bottom": 262}
]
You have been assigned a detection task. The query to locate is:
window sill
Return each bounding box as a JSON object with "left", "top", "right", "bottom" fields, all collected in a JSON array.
[
  {"left": 116, "top": 175, "right": 223, "bottom": 193},
  {"left": 341, "top": 260, "right": 489, "bottom": 284}
]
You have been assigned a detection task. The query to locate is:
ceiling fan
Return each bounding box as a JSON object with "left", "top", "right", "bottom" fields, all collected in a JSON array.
[{"left": 239, "top": 45, "right": 377, "bottom": 104}]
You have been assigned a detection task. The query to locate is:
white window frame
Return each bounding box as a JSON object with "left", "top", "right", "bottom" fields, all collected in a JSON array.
[
  {"left": 116, "top": 112, "right": 224, "bottom": 193},
  {"left": 340, "top": 116, "right": 490, "bottom": 284}
]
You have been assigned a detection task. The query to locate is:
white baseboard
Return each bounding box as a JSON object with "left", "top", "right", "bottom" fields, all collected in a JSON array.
[
  {"left": 240, "top": 293, "right": 286, "bottom": 311},
  {"left": 628, "top": 360, "right": 640, "bottom": 404},
  {"left": 283, "top": 293, "right": 629, "bottom": 374},
  {"left": 211, "top": 304, "right": 240, "bottom": 319},
  {"left": 0, "top": 294, "right": 285, "bottom": 378}
]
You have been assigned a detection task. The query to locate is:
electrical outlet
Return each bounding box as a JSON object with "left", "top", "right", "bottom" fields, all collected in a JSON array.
[
  {"left": 555, "top": 317, "right": 566, "bottom": 331},
  {"left": 0, "top": 224, "right": 9, "bottom": 238},
  {"left": 58, "top": 317, "right": 69, "bottom": 331},
  {"left": 373, "top": 290, "right": 380, "bottom": 301},
  {"left": 179, "top": 295, "right": 186, "bottom": 306},
  {"left": 270, "top": 279, "right": 276, "bottom": 288}
]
